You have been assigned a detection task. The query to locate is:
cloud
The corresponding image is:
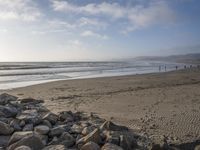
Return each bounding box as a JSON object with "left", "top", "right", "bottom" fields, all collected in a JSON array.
[
  {"left": 0, "top": 0, "right": 41, "bottom": 21},
  {"left": 51, "top": 0, "right": 175, "bottom": 33},
  {"left": 81, "top": 30, "right": 109, "bottom": 40}
]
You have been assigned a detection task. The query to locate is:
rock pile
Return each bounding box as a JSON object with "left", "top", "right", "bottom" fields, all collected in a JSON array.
[{"left": 0, "top": 93, "right": 192, "bottom": 150}]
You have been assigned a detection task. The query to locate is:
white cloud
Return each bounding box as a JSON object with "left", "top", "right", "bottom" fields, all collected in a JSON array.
[
  {"left": 0, "top": 0, "right": 41, "bottom": 21},
  {"left": 81, "top": 30, "right": 109, "bottom": 40},
  {"left": 51, "top": 0, "right": 175, "bottom": 33}
]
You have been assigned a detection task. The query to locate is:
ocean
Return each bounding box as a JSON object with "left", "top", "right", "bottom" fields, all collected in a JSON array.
[{"left": 0, "top": 61, "right": 185, "bottom": 90}]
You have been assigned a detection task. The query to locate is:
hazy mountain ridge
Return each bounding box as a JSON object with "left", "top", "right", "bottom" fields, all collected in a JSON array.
[{"left": 135, "top": 53, "right": 200, "bottom": 64}]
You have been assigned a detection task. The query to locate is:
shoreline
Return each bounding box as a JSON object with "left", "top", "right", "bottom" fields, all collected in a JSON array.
[{"left": 2, "top": 68, "right": 200, "bottom": 144}]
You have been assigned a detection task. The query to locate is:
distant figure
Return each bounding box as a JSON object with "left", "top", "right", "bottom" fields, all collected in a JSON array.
[
  {"left": 176, "top": 66, "right": 178, "bottom": 70},
  {"left": 184, "top": 65, "right": 186, "bottom": 69},
  {"left": 159, "top": 66, "right": 161, "bottom": 72},
  {"left": 165, "top": 66, "right": 166, "bottom": 72},
  {"left": 190, "top": 65, "right": 192, "bottom": 68}
]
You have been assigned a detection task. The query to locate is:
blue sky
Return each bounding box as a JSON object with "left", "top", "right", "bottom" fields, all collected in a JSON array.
[{"left": 0, "top": 0, "right": 200, "bottom": 61}]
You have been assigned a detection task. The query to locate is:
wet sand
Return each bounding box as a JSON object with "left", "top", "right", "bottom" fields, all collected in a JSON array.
[{"left": 2, "top": 68, "right": 200, "bottom": 145}]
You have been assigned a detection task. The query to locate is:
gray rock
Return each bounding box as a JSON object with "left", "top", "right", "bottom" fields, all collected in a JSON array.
[
  {"left": 0, "top": 121, "right": 14, "bottom": 135},
  {"left": 80, "top": 141, "right": 100, "bottom": 150},
  {"left": 36, "top": 134, "right": 48, "bottom": 146},
  {"left": 42, "top": 145, "right": 67, "bottom": 150},
  {"left": 8, "top": 135, "right": 45, "bottom": 150},
  {"left": 14, "top": 146, "right": 31, "bottom": 150},
  {"left": 0, "top": 106, "right": 18, "bottom": 118},
  {"left": 10, "top": 119, "right": 22, "bottom": 131},
  {"left": 59, "top": 111, "right": 73, "bottom": 122},
  {"left": 43, "top": 113, "right": 58, "bottom": 125},
  {"left": 42, "top": 120, "right": 52, "bottom": 129},
  {"left": 17, "top": 110, "right": 42, "bottom": 125},
  {"left": 0, "top": 93, "right": 18, "bottom": 105},
  {"left": 0, "top": 135, "right": 11, "bottom": 148},
  {"left": 8, "top": 131, "right": 33, "bottom": 146},
  {"left": 101, "top": 143, "right": 124, "bottom": 150},
  {"left": 59, "top": 132, "right": 75, "bottom": 147},
  {"left": 34, "top": 125, "right": 49, "bottom": 135},
  {"left": 49, "top": 126, "right": 65, "bottom": 137},
  {"left": 23, "top": 124, "right": 33, "bottom": 131},
  {"left": 71, "top": 124, "right": 84, "bottom": 134}
]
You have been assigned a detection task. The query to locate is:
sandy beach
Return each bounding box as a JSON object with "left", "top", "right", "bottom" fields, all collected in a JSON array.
[{"left": 2, "top": 68, "right": 200, "bottom": 146}]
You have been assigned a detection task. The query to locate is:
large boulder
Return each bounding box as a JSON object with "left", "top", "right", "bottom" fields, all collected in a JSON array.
[
  {"left": 0, "top": 93, "right": 18, "bottom": 105},
  {"left": 80, "top": 141, "right": 100, "bottom": 150},
  {"left": 43, "top": 113, "right": 58, "bottom": 125},
  {"left": 0, "top": 105, "right": 18, "bottom": 118},
  {"left": 8, "top": 135, "right": 45, "bottom": 150},
  {"left": 16, "top": 110, "right": 42, "bottom": 125},
  {"left": 59, "top": 132, "right": 75, "bottom": 147},
  {"left": 34, "top": 125, "right": 50, "bottom": 135},
  {"left": 49, "top": 126, "right": 65, "bottom": 137},
  {"left": 0, "top": 121, "right": 14, "bottom": 135},
  {"left": 8, "top": 131, "right": 33, "bottom": 145},
  {"left": 101, "top": 143, "right": 124, "bottom": 150}
]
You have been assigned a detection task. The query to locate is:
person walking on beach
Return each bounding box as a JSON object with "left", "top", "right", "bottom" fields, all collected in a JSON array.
[
  {"left": 159, "top": 66, "right": 161, "bottom": 72},
  {"left": 165, "top": 66, "right": 166, "bottom": 72},
  {"left": 176, "top": 66, "right": 178, "bottom": 70}
]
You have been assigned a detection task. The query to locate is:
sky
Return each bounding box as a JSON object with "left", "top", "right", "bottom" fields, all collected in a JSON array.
[{"left": 0, "top": 0, "right": 200, "bottom": 61}]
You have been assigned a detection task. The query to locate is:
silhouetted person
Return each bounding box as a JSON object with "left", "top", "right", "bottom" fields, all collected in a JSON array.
[
  {"left": 165, "top": 66, "right": 166, "bottom": 72},
  {"left": 190, "top": 65, "right": 192, "bottom": 68},
  {"left": 184, "top": 65, "right": 186, "bottom": 69},
  {"left": 176, "top": 66, "right": 178, "bottom": 70}
]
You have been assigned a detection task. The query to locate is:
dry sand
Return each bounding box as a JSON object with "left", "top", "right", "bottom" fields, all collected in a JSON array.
[{"left": 2, "top": 68, "right": 200, "bottom": 145}]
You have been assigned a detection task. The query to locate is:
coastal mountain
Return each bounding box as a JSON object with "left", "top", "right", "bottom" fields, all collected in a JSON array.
[{"left": 134, "top": 53, "right": 200, "bottom": 64}]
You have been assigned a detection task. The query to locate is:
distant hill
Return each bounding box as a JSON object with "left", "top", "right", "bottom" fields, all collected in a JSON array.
[{"left": 134, "top": 53, "right": 200, "bottom": 64}]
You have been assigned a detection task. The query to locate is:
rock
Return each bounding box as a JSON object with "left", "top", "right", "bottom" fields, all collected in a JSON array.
[
  {"left": 42, "top": 120, "right": 52, "bottom": 129},
  {"left": 71, "top": 124, "right": 84, "bottom": 134},
  {"left": 82, "top": 126, "right": 96, "bottom": 136},
  {"left": 49, "top": 126, "right": 65, "bottom": 137},
  {"left": 0, "top": 121, "right": 14, "bottom": 135},
  {"left": 59, "top": 111, "right": 73, "bottom": 122},
  {"left": 0, "top": 93, "right": 18, "bottom": 105},
  {"left": 100, "top": 121, "right": 128, "bottom": 131},
  {"left": 19, "top": 98, "right": 44, "bottom": 104},
  {"left": 101, "top": 143, "right": 124, "bottom": 150},
  {"left": 36, "top": 134, "right": 48, "bottom": 145},
  {"left": 77, "top": 128, "right": 101, "bottom": 146},
  {"left": 8, "top": 135, "right": 45, "bottom": 150},
  {"left": 23, "top": 124, "right": 33, "bottom": 131},
  {"left": 10, "top": 119, "right": 22, "bottom": 131},
  {"left": 80, "top": 141, "right": 100, "bottom": 150},
  {"left": 42, "top": 145, "right": 67, "bottom": 150},
  {"left": 59, "top": 132, "right": 75, "bottom": 147},
  {"left": 43, "top": 113, "right": 58, "bottom": 125},
  {"left": 8, "top": 131, "right": 33, "bottom": 146},
  {"left": 14, "top": 146, "right": 32, "bottom": 150},
  {"left": 0, "top": 135, "right": 11, "bottom": 148},
  {"left": 0, "top": 106, "right": 18, "bottom": 118},
  {"left": 17, "top": 110, "right": 42, "bottom": 125},
  {"left": 19, "top": 121, "right": 25, "bottom": 128},
  {"left": 34, "top": 125, "right": 49, "bottom": 135}
]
